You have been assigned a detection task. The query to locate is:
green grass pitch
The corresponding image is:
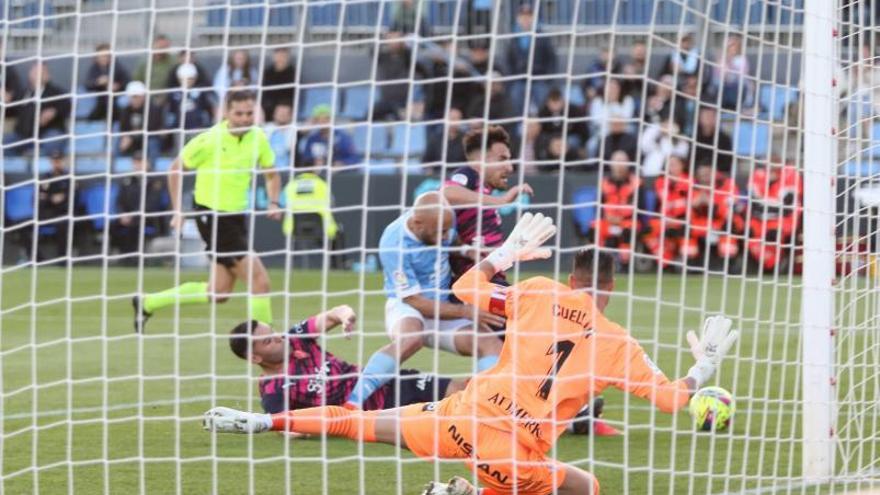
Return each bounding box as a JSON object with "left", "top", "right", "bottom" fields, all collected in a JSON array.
[{"left": 0, "top": 266, "right": 874, "bottom": 494}]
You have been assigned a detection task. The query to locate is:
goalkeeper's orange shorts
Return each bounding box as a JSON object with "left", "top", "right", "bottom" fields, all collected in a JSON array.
[{"left": 399, "top": 398, "right": 568, "bottom": 495}]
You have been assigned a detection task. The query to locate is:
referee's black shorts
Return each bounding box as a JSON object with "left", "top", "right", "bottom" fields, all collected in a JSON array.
[{"left": 193, "top": 203, "right": 249, "bottom": 268}]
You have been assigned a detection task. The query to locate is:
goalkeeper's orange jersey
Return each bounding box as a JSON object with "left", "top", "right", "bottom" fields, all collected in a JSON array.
[{"left": 450, "top": 269, "right": 691, "bottom": 454}]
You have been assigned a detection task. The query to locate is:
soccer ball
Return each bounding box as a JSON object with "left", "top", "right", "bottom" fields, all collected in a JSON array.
[{"left": 688, "top": 386, "right": 735, "bottom": 432}]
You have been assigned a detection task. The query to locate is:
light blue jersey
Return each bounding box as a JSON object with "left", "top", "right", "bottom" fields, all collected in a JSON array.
[{"left": 379, "top": 214, "right": 454, "bottom": 301}]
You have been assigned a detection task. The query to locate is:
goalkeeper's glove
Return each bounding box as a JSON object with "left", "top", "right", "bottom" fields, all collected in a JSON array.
[
  {"left": 485, "top": 212, "right": 557, "bottom": 272},
  {"left": 685, "top": 315, "right": 739, "bottom": 388}
]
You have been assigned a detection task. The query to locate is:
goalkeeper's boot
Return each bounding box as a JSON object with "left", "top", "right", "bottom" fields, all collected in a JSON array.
[
  {"left": 132, "top": 296, "right": 152, "bottom": 334},
  {"left": 203, "top": 407, "right": 271, "bottom": 434},
  {"left": 569, "top": 397, "right": 620, "bottom": 437},
  {"left": 421, "top": 476, "right": 478, "bottom": 495}
]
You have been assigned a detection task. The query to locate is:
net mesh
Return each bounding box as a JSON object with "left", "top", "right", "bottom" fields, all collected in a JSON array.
[{"left": 0, "top": 0, "right": 877, "bottom": 493}]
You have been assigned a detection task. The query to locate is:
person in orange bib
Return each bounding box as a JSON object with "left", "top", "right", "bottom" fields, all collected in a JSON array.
[{"left": 203, "top": 213, "right": 739, "bottom": 495}]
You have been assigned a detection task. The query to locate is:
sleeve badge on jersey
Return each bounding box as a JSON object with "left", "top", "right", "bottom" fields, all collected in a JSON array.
[
  {"left": 450, "top": 173, "right": 469, "bottom": 186},
  {"left": 393, "top": 269, "right": 410, "bottom": 289}
]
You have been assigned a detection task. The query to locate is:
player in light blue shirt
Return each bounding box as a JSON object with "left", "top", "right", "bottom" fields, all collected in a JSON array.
[{"left": 345, "top": 192, "right": 504, "bottom": 409}]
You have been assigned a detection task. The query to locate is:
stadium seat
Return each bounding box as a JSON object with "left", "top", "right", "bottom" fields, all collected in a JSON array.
[
  {"left": 340, "top": 85, "right": 372, "bottom": 121},
  {"left": 759, "top": 84, "right": 798, "bottom": 122},
  {"left": 75, "top": 157, "right": 109, "bottom": 175},
  {"left": 74, "top": 121, "right": 108, "bottom": 155},
  {"left": 367, "top": 158, "right": 399, "bottom": 175},
  {"left": 154, "top": 157, "right": 174, "bottom": 172},
  {"left": 842, "top": 159, "right": 880, "bottom": 177},
  {"left": 351, "top": 125, "right": 369, "bottom": 155},
  {"left": 36, "top": 157, "right": 52, "bottom": 174},
  {"left": 3, "top": 157, "right": 31, "bottom": 174},
  {"left": 389, "top": 124, "right": 427, "bottom": 158},
  {"left": 79, "top": 182, "right": 119, "bottom": 231},
  {"left": 230, "top": 0, "right": 265, "bottom": 27},
  {"left": 307, "top": 1, "right": 341, "bottom": 27},
  {"left": 74, "top": 87, "right": 98, "bottom": 120},
  {"left": 568, "top": 85, "right": 586, "bottom": 107},
  {"left": 571, "top": 186, "right": 598, "bottom": 236},
  {"left": 298, "top": 87, "right": 334, "bottom": 121},
  {"left": 734, "top": 121, "right": 770, "bottom": 157},
  {"left": 4, "top": 183, "right": 35, "bottom": 224},
  {"left": 114, "top": 157, "right": 135, "bottom": 174},
  {"left": 369, "top": 125, "right": 393, "bottom": 156}
]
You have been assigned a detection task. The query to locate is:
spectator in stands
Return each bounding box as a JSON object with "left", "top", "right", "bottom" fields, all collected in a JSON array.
[
  {"left": 261, "top": 47, "right": 296, "bottom": 119},
  {"left": 37, "top": 150, "right": 73, "bottom": 261},
  {"left": 693, "top": 105, "right": 733, "bottom": 174},
  {"left": 536, "top": 87, "right": 590, "bottom": 148},
  {"left": 263, "top": 103, "right": 295, "bottom": 168},
  {"left": 590, "top": 149, "right": 642, "bottom": 265},
  {"left": 373, "top": 33, "right": 416, "bottom": 121},
  {"left": 640, "top": 120, "right": 688, "bottom": 179},
  {"left": 505, "top": 3, "right": 558, "bottom": 112},
  {"left": 300, "top": 104, "right": 359, "bottom": 168},
  {"left": 83, "top": 42, "right": 130, "bottom": 121},
  {"left": 588, "top": 78, "right": 635, "bottom": 138},
  {"left": 674, "top": 75, "right": 700, "bottom": 137},
  {"left": 595, "top": 117, "right": 638, "bottom": 161},
  {"left": 423, "top": 107, "right": 468, "bottom": 172},
  {"left": 111, "top": 154, "right": 168, "bottom": 260},
  {"left": 2, "top": 39, "right": 22, "bottom": 113},
  {"left": 746, "top": 160, "right": 802, "bottom": 271},
  {"left": 214, "top": 49, "right": 258, "bottom": 104},
  {"left": 133, "top": 34, "right": 174, "bottom": 93},
  {"left": 661, "top": 32, "right": 700, "bottom": 78},
  {"left": 709, "top": 34, "right": 754, "bottom": 111},
  {"left": 584, "top": 47, "right": 610, "bottom": 100},
  {"left": 644, "top": 74, "right": 674, "bottom": 124},
  {"left": 519, "top": 120, "right": 542, "bottom": 173},
  {"left": 165, "top": 63, "right": 216, "bottom": 139},
  {"left": 118, "top": 81, "right": 163, "bottom": 159},
  {"left": 466, "top": 71, "right": 519, "bottom": 140},
  {"left": 613, "top": 40, "right": 648, "bottom": 100},
  {"left": 450, "top": 43, "right": 492, "bottom": 114},
  {"left": 3, "top": 62, "right": 70, "bottom": 157},
  {"left": 390, "top": 0, "right": 431, "bottom": 37},
  {"left": 165, "top": 49, "right": 212, "bottom": 90},
  {"left": 688, "top": 161, "right": 744, "bottom": 266},
  {"left": 535, "top": 133, "right": 583, "bottom": 172},
  {"left": 644, "top": 154, "right": 693, "bottom": 267}
]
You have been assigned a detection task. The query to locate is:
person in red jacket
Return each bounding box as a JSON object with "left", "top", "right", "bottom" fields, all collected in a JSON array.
[
  {"left": 591, "top": 150, "right": 642, "bottom": 265},
  {"left": 746, "top": 161, "right": 802, "bottom": 270},
  {"left": 644, "top": 154, "right": 692, "bottom": 266},
  {"left": 687, "top": 163, "right": 745, "bottom": 263}
]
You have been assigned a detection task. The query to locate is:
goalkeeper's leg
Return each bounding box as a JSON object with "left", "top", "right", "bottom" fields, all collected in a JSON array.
[{"left": 204, "top": 405, "right": 412, "bottom": 446}]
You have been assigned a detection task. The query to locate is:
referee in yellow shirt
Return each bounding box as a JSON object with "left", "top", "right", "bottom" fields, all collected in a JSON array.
[{"left": 133, "top": 90, "right": 281, "bottom": 332}]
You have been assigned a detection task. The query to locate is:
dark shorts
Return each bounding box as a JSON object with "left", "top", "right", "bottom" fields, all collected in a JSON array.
[
  {"left": 379, "top": 369, "right": 452, "bottom": 408},
  {"left": 193, "top": 204, "right": 249, "bottom": 269}
]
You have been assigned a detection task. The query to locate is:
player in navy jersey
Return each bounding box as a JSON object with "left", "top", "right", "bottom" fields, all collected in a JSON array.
[
  {"left": 442, "top": 125, "right": 534, "bottom": 285},
  {"left": 229, "top": 304, "right": 466, "bottom": 415}
]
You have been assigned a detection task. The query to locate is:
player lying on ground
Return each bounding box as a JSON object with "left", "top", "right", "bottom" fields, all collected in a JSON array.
[
  {"left": 204, "top": 213, "right": 739, "bottom": 495},
  {"left": 343, "top": 191, "right": 503, "bottom": 409},
  {"left": 229, "top": 304, "right": 467, "bottom": 417},
  {"left": 133, "top": 90, "right": 281, "bottom": 333}
]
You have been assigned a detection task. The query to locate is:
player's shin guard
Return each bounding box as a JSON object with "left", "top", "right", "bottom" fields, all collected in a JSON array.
[{"left": 270, "top": 406, "right": 377, "bottom": 442}]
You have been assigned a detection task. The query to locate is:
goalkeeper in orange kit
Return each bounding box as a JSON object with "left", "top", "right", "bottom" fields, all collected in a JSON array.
[{"left": 203, "top": 213, "right": 739, "bottom": 495}]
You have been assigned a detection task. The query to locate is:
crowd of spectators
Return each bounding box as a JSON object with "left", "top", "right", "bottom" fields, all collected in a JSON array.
[{"left": 1, "top": 1, "right": 803, "bottom": 271}]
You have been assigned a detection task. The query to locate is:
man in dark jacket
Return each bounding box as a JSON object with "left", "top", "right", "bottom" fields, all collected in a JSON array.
[
  {"left": 118, "top": 81, "right": 164, "bottom": 158},
  {"left": 4, "top": 62, "right": 71, "bottom": 156},
  {"left": 83, "top": 43, "right": 130, "bottom": 120},
  {"left": 38, "top": 150, "right": 73, "bottom": 260},
  {"left": 505, "top": 4, "right": 558, "bottom": 112},
  {"left": 261, "top": 48, "right": 296, "bottom": 119},
  {"left": 111, "top": 155, "right": 168, "bottom": 259}
]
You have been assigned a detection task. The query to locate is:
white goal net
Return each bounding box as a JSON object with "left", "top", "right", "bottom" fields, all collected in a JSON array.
[{"left": 0, "top": 0, "right": 877, "bottom": 494}]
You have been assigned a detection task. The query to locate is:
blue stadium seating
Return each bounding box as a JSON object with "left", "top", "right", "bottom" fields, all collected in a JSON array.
[
  {"left": 74, "top": 87, "right": 98, "bottom": 120},
  {"left": 75, "top": 157, "right": 109, "bottom": 175},
  {"left": 4, "top": 183, "right": 35, "bottom": 224},
  {"left": 298, "top": 87, "right": 334, "bottom": 121},
  {"left": 73, "top": 121, "right": 108, "bottom": 155},
  {"left": 367, "top": 158, "right": 399, "bottom": 175},
  {"left": 114, "top": 157, "right": 135, "bottom": 174},
  {"left": 571, "top": 186, "right": 598, "bottom": 236},
  {"left": 842, "top": 159, "right": 880, "bottom": 177},
  {"left": 389, "top": 124, "right": 427, "bottom": 158},
  {"left": 4, "top": 157, "right": 31, "bottom": 174},
  {"left": 154, "top": 157, "right": 174, "bottom": 172},
  {"left": 351, "top": 125, "right": 369, "bottom": 155},
  {"left": 79, "top": 182, "right": 119, "bottom": 231},
  {"left": 759, "top": 84, "right": 798, "bottom": 122},
  {"left": 36, "top": 157, "right": 52, "bottom": 174},
  {"left": 369, "top": 125, "right": 392, "bottom": 156},
  {"left": 340, "top": 85, "right": 372, "bottom": 121},
  {"left": 734, "top": 121, "right": 770, "bottom": 157}
]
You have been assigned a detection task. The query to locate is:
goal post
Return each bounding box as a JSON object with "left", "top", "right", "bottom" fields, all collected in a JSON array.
[{"left": 801, "top": 0, "right": 836, "bottom": 482}]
